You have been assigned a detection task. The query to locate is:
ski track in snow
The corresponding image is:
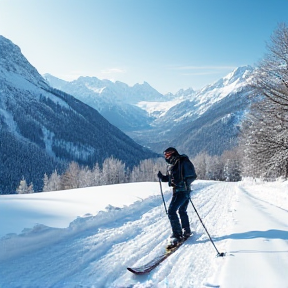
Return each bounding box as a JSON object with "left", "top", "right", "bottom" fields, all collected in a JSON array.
[
  {"left": 213, "top": 183, "right": 288, "bottom": 288},
  {"left": 0, "top": 181, "right": 238, "bottom": 288},
  {"left": 1, "top": 180, "right": 288, "bottom": 288}
]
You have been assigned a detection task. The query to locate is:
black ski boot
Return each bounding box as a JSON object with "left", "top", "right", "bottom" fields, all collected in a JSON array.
[
  {"left": 183, "top": 228, "right": 192, "bottom": 239},
  {"left": 166, "top": 233, "right": 183, "bottom": 250}
]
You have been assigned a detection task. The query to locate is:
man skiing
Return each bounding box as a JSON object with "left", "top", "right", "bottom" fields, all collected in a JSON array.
[{"left": 157, "top": 147, "right": 197, "bottom": 247}]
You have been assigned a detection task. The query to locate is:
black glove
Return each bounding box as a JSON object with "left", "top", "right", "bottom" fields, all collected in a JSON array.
[{"left": 157, "top": 171, "right": 163, "bottom": 180}]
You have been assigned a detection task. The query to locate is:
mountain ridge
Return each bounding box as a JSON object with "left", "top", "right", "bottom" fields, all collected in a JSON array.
[{"left": 45, "top": 65, "right": 255, "bottom": 156}]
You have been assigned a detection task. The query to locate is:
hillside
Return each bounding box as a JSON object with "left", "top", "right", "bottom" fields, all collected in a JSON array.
[
  {"left": 0, "top": 180, "right": 288, "bottom": 287},
  {"left": 0, "top": 35, "right": 157, "bottom": 193}
]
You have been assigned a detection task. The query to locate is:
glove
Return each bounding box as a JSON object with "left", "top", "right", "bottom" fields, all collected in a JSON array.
[{"left": 157, "top": 171, "right": 163, "bottom": 180}]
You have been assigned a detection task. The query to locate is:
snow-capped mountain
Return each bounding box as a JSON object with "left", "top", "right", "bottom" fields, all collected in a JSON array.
[
  {"left": 0, "top": 35, "right": 157, "bottom": 194},
  {"left": 45, "top": 65, "right": 256, "bottom": 156},
  {"left": 153, "top": 65, "right": 253, "bottom": 127},
  {"left": 44, "top": 75, "right": 166, "bottom": 104},
  {"left": 127, "top": 66, "right": 256, "bottom": 155},
  {"left": 44, "top": 74, "right": 171, "bottom": 131}
]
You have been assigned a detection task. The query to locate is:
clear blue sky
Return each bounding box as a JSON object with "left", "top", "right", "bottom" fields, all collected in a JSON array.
[{"left": 1, "top": 0, "right": 288, "bottom": 94}]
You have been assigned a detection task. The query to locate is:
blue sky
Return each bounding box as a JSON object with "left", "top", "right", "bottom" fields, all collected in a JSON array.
[{"left": 1, "top": 0, "right": 288, "bottom": 94}]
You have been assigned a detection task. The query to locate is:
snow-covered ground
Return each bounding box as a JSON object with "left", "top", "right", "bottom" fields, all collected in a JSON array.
[{"left": 0, "top": 180, "right": 288, "bottom": 288}]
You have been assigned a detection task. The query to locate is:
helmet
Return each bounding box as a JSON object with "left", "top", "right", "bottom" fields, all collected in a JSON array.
[{"left": 163, "top": 147, "right": 179, "bottom": 164}]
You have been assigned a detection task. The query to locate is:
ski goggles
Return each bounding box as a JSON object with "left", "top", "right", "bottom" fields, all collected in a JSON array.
[{"left": 164, "top": 151, "right": 174, "bottom": 159}]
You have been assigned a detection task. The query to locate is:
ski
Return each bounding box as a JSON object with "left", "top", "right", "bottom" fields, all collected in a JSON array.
[{"left": 127, "top": 235, "right": 191, "bottom": 275}]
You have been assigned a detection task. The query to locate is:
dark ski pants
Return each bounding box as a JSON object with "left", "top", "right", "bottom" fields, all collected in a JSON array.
[{"left": 168, "top": 191, "right": 190, "bottom": 237}]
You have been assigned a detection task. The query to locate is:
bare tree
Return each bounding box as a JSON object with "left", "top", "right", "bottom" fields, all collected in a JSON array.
[
  {"left": 222, "top": 148, "right": 242, "bottom": 181},
  {"left": 192, "top": 152, "right": 209, "bottom": 180},
  {"left": 49, "top": 170, "right": 61, "bottom": 191},
  {"left": 16, "top": 177, "right": 34, "bottom": 194},
  {"left": 61, "top": 162, "right": 81, "bottom": 189},
  {"left": 130, "top": 158, "right": 166, "bottom": 182},
  {"left": 243, "top": 23, "right": 288, "bottom": 179},
  {"left": 102, "top": 157, "right": 126, "bottom": 185},
  {"left": 91, "top": 163, "right": 102, "bottom": 186}
]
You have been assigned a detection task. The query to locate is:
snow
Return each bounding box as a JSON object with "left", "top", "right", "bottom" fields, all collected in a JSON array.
[
  {"left": 188, "top": 66, "right": 254, "bottom": 117},
  {"left": 136, "top": 99, "right": 183, "bottom": 117},
  {"left": 0, "top": 180, "right": 288, "bottom": 288}
]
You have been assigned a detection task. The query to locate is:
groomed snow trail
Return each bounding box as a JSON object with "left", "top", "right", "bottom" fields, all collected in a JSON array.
[
  {"left": 0, "top": 181, "right": 238, "bottom": 288},
  {"left": 214, "top": 182, "right": 288, "bottom": 288}
]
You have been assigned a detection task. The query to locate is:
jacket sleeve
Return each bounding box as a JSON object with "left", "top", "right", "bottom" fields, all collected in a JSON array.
[{"left": 161, "top": 174, "right": 169, "bottom": 182}]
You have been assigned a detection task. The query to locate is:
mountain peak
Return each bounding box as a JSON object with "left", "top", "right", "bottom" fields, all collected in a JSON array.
[
  {"left": 0, "top": 35, "right": 47, "bottom": 88},
  {"left": 223, "top": 65, "right": 253, "bottom": 85},
  {"left": 132, "top": 81, "right": 151, "bottom": 88},
  {"left": 174, "top": 87, "right": 196, "bottom": 98}
]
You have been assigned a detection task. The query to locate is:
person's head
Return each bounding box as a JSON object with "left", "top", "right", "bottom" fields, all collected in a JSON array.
[{"left": 163, "top": 147, "right": 179, "bottom": 164}]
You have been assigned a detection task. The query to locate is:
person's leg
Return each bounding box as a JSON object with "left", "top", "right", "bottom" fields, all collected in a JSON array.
[
  {"left": 178, "top": 195, "right": 191, "bottom": 236},
  {"left": 168, "top": 192, "right": 188, "bottom": 238}
]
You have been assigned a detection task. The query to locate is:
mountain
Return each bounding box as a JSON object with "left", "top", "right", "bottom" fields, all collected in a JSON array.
[
  {"left": 0, "top": 35, "right": 157, "bottom": 194},
  {"left": 45, "top": 66, "right": 255, "bottom": 157},
  {"left": 44, "top": 74, "right": 169, "bottom": 131},
  {"left": 127, "top": 66, "right": 255, "bottom": 156}
]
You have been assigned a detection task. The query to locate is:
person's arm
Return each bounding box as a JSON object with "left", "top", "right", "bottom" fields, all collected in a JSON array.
[{"left": 157, "top": 171, "right": 169, "bottom": 182}]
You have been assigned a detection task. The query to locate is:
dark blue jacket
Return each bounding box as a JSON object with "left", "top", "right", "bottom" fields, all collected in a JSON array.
[{"left": 162, "top": 154, "right": 197, "bottom": 192}]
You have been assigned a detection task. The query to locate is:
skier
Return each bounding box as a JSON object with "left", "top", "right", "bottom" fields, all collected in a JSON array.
[{"left": 157, "top": 147, "right": 197, "bottom": 247}]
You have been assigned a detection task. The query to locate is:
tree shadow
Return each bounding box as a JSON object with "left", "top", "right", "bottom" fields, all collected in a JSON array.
[
  {"left": 216, "top": 229, "right": 288, "bottom": 241},
  {"left": 195, "top": 229, "right": 288, "bottom": 244}
]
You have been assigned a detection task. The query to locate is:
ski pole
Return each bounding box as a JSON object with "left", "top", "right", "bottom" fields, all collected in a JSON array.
[
  {"left": 189, "top": 197, "right": 225, "bottom": 257},
  {"left": 158, "top": 178, "right": 168, "bottom": 215}
]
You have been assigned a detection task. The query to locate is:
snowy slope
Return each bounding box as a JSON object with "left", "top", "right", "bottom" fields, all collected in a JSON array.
[
  {"left": 1, "top": 180, "right": 288, "bottom": 288},
  {"left": 152, "top": 65, "right": 253, "bottom": 126}
]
